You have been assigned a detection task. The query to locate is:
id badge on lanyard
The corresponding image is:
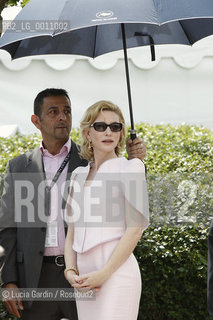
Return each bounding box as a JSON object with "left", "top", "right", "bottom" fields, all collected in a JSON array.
[
  {"left": 45, "top": 221, "right": 58, "bottom": 247},
  {"left": 44, "top": 150, "right": 71, "bottom": 247}
]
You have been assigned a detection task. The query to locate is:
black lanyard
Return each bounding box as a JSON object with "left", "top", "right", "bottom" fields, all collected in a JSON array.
[
  {"left": 45, "top": 150, "right": 71, "bottom": 216},
  {"left": 46, "top": 150, "right": 71, "bottom": 191}
]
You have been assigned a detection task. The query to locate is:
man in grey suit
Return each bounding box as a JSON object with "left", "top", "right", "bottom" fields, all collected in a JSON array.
[{"left": 0, "top": 88, "right": 146, "bottom": 319}]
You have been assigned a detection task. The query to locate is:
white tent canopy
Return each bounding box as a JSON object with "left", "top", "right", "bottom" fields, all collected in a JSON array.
[{"left": 0, "top": 6, "right": 213, "bottom": 134}]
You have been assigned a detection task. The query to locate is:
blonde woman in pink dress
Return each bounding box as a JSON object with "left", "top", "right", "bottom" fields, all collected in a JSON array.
[{"left": 64, "top": 101, "right": 149, "bottom": 320}]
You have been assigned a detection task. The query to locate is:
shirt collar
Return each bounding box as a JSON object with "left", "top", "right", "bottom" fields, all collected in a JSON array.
[{"left": 40, "top": 139, "right": 71, "bottom": 157}]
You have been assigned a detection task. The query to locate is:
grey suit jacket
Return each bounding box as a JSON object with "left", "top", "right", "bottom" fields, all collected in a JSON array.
[{"left": 0, "top": 141, "right": 87, "bottom": 295}]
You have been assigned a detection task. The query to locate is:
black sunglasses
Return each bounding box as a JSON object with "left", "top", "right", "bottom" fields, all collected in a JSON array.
[{"left": 90, "top": 122, "right": 123, "bottom": 132}]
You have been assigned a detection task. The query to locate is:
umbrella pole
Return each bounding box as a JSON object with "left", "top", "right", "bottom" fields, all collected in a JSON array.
[{"left": 121, "top": 23, "right": 136, "bottom": 140}]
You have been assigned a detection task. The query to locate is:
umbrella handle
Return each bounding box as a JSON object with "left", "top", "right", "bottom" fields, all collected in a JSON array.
[
  {"left": 134, "top": 32, "right": 156, "bottom": 61},
  {"left": 130, "top": 129, "right": 137, "bottom": 140}
]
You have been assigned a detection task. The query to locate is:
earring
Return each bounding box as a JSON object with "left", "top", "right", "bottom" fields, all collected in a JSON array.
[{"left": 88, "top": 140, "right": 93, "bottom": 151}]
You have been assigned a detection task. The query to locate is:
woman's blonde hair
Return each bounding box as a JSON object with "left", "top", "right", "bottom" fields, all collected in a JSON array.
[{"left": 79, "top": 100, "right": 126, "bottom": 161}]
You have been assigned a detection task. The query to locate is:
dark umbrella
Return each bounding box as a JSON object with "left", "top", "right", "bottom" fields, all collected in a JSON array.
[{"left": 1, "top": 0, "right": 213, "bottom": 138}]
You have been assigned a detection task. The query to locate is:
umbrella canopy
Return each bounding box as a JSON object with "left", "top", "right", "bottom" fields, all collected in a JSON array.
[
  {"left": 1, "top": 0, "right": 213, "bottom": 58},
  {"left": 1, "top": 0, "right": 213, "bottom": 136}
]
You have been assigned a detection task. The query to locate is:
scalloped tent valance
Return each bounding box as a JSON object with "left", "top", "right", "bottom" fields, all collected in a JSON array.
[
  {"left": 0, "top": 41, "right": 213, "bottom": 71},
  {"left": 0, "top": 39, "right": 213, "bottom": 134}
]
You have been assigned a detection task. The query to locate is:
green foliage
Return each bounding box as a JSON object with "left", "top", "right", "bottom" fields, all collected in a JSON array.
[
  {"left": 5, "top": 0, "right": 29, "bottom": 8},
  {"left": 0, "top": 123, "right": 212, "bottom": 319},
  {"left": 135, "top": 123, "right": 213, "bottom": 175},
  {"left": 133, "top": 123, "right": 213, "bottom": 228},
  {"left": 135, "top": 225, "right": 211, "bottom": 320},
  {"left": 0, "top": 134, "right": 41, "bottom": 173},
  {"left": 5, "top": 1, "right": 19, "bottom": 6},
  {"left": 20, "top": 0, "right": 29, "bottom": 7}
]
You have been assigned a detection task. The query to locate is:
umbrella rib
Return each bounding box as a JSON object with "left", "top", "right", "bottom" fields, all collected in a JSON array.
[
  {"left": 8, "top": 41, "right": 24, "bottom": 60},
  {"left": 92, "top": 25, "right": 98, "bottom": 58},
  {"left": 179, "top": 21, "right": 193, "bottom": 45}
]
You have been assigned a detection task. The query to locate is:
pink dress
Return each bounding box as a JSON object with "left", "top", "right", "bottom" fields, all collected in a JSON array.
[{"left": 69, "top": 157, "right": 149, "bottom": 320}]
